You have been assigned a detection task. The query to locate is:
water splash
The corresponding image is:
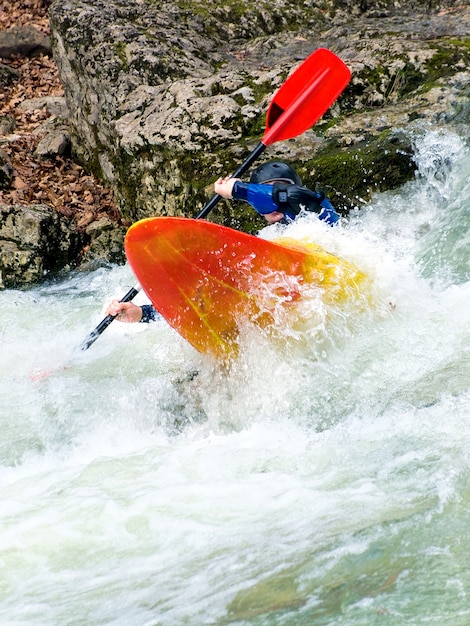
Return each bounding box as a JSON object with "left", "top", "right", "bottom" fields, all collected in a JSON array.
[{"left": 1, "top": 125, "right": 470, "bottom": 625}]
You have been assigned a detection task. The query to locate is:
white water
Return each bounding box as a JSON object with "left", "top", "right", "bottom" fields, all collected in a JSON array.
[{"left": 1, "top": 126, "right": 470, "bottom": 625}]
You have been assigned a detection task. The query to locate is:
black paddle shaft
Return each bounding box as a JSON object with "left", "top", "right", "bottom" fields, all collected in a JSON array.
[
  {"left": 80, "top": 285, "right": 140, "bottom": 351},
  {"left": 196, "top": 142, "right": 266, "bottom": 219}
]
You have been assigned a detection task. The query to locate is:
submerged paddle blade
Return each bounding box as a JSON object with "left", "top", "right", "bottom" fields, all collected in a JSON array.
[{"left": 263, "top": 48, "right": 351, "bottom": 145}]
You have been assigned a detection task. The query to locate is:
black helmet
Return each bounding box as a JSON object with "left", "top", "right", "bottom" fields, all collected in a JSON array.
[{"left": 250, "top": 161, "right": 302, "bottom": 186}]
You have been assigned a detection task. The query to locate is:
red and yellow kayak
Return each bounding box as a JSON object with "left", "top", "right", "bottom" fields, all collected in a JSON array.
[{"left": 125, "top": 217, "right": 367, "bottom": 359}]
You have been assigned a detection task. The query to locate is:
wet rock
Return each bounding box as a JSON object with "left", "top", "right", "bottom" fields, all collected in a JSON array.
[
  {"left": 81, "top": 217, "right": 127, "bottom": 266},
  {"left": 0, "top": 203, "right": 84, "bottom": 288}
]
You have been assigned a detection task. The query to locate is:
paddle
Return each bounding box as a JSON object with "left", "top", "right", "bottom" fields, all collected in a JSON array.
[
  {"left": 197, "top": 47, "right": 351, "bottom": 218},
  {"left": 81, "top": 47, "right": 351, "bottom": 351}
]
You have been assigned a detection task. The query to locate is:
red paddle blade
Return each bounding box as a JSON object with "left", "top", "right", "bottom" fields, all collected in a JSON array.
[{"left": 263, "top": 48, "right": 351, "bottom": 146}]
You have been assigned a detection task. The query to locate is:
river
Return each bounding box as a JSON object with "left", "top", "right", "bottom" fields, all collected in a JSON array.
[{"left": 1, "top": 124, "right": 470, "bottom": 625}]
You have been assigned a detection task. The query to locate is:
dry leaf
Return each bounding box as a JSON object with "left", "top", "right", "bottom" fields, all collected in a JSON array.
[
  {"left": 1, "top": 0, "right": 121, "bottom": 237},
  {"left": 84, "top": 190, "right": 94, "bottom": 204},
  {"left": 13, "top": 176, "right": 27, "bottom": 189}
]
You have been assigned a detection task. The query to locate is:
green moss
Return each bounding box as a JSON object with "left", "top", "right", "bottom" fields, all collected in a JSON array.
[
  {"left": 112, "top": 41, "right": 128, "bottom": 69},
  {"left": 299, "top": 132, "right": 416, "bottom": 213},
  {"left": 446, "top": 37, "right": 470, "bottom": 50},
  {"left": 425, "top": 42, "right": 470, "bottom": 79},
  {"left": 340, "top": 38, "right": 470, "bottom": 115}
]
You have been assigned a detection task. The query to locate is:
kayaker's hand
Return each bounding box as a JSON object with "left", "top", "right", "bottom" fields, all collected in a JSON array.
[
  {"left": 106, "top": 300, "right": 143, "bottom": 323},
  {"left": 264, "top": 211, "right": 285, "bottom": 224},
  {"left": 214, "top": 176, "right": 239, "bottom": 199}
]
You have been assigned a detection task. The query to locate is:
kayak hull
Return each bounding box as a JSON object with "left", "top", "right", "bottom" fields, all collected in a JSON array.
[{"left": 124, "top": 217, "right": 367, "bottom": 359}]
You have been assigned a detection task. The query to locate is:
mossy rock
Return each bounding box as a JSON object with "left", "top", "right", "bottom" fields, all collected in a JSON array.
[{"left": 299, "top": 132, "right": 416, "bottom": 213}]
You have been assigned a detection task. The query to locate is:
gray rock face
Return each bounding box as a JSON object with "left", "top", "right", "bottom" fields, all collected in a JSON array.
[
  {"left": 48, "top": 0, "right": 470, "bottom": 226},
  {"left": 2, "top": 0, "right": 469, "bottom": 288},
  {"left": 48, "top": 0, "right": 290, "bottom": 221}
]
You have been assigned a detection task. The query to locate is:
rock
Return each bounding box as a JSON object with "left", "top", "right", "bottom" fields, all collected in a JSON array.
[
  {"left": 0, "top": 115, "right": 16, "bottom": 136},
  {"left": 18, "top": 96, "right": 68, "bottom": 117},
  {"left": 14, "top": 96, "right": 72, "bottom": 159},
  {"left": 0, "top": 204, "right": 84, "bottom": 289},
  {"left": 35, "top": 129, "right": 70, "bottom": 159},
  {"left": 0, "top": 148, "right": 13, "bottom": 189},
  {"left": 82, "top": 217, "right": 127, "bottom": 266},
  {"left": 0, "top": 62, "right": 20, "bottom": 87},
  {"left": 48, "top": 0, "right": 470, "bottom": 230},
  {"left": 0, "top": 25, "right": 52, "bottom": 59},
  {"left": 0, "top": 240, "right": 41, "bottom": 290}
]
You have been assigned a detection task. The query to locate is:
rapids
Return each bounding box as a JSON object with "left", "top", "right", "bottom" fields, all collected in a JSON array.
[{"left": 1, "top": 125, "right": 470, "bottom": 625}]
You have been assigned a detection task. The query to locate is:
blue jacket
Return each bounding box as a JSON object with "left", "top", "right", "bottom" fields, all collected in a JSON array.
[
  {"left": 140, "top": 304, "right": 159, "bottom": 323},
  {"left": 232, "top": 181, "right": 339, "bottom": 225}
]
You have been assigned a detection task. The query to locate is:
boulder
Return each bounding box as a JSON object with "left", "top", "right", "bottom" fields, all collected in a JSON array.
[
  {"left": 17, "top": 96, "right": 72, "bottom": 159},
  {"left": 0, "top": 204, "right": 84, "bottom": 288},
  {"left": 48, "top": 0, "right": 470, "bottom": 228},
  {"left": 82, "top": 217, "right": 127, "bottom": 267},
  {"left": 35, "top": 126, "right": 70, "bottom": 159}
]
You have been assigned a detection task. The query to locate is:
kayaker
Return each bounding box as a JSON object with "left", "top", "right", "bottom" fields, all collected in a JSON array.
[
  {"left": 106, "top": 161, "right": 339, "bottom": 323},
  {"left": 214, "top": 160, "right": 339, "bottom": 226}
]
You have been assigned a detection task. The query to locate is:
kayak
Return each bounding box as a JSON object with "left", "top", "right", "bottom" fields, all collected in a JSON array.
[{"left": 124, "top": 217, "right": 368, "bottom": 359}]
